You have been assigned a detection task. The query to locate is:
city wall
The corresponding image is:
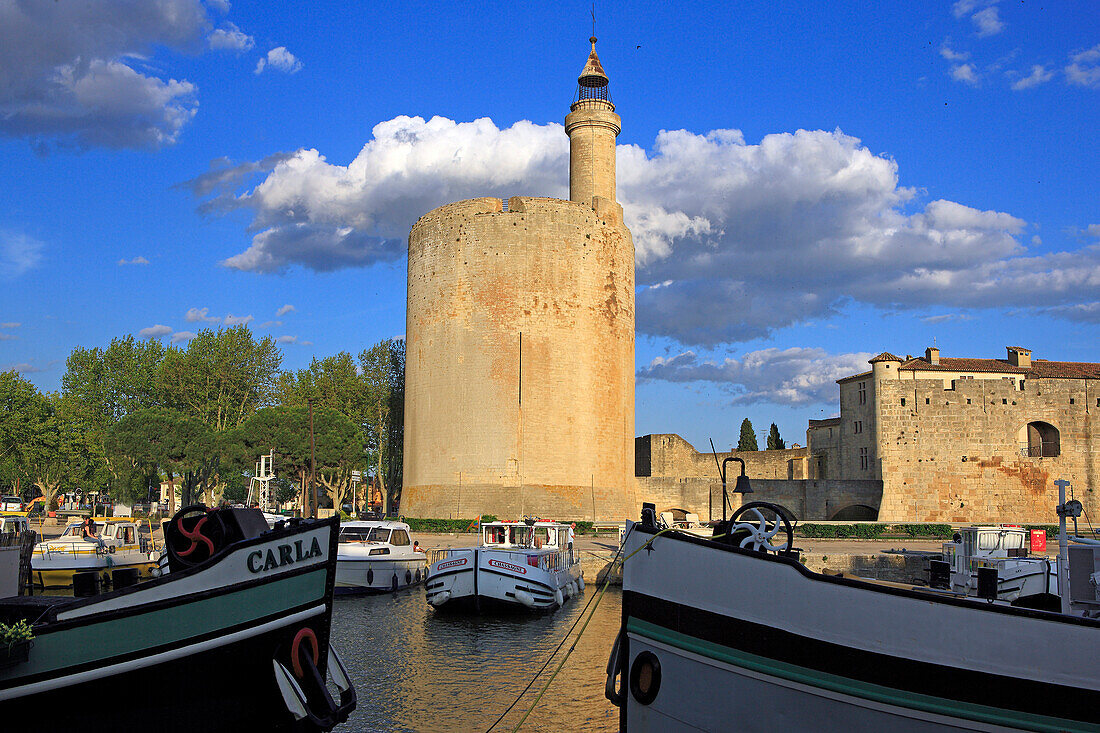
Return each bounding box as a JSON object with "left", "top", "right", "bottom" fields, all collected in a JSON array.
[{"left": 875, "top": 375, "right": 1099, "bottom": 523}]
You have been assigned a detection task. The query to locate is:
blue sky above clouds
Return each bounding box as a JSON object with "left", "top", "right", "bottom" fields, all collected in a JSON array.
[{"left": 1, "top": 0, "right": 1097, "bottom": 451}]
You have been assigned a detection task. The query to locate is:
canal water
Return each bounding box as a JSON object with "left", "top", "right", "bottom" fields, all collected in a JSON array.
[{"left": 330, "top": 585, "right": 621, "bottom": 733}]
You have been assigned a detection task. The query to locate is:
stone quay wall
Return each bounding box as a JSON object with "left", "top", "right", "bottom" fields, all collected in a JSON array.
[
  {"left": 636, "top": 433, "right": 810, "bottom": 480},
  {"left": 403, "top": 195, "right": 636, "bottom": 520}
]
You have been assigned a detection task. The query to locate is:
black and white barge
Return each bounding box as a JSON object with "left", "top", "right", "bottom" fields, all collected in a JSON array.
[{"left": 0, "top": 505, "right": 355, "bottom": 731}]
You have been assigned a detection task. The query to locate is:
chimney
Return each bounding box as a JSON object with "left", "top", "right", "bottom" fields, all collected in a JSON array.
[
  {"left": 1006, "top": 346, "right": 1031, "bottom": 368},
  {"left": 925, "top": 346, "right": 940, "bottom": 365}
]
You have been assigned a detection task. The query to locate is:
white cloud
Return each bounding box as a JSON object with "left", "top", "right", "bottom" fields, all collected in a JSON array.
[
  {"left": 276, "top": 304, "right": 295, "bottom": 316},
  {"left": 1011, "top": 65, "right": 1053, "bottom": 91},
  {"left": 171, "top": 330, "right": 196, "bottom": 343},
  {"left": 1066, "top": 44, "right": 1100, "bottom": 89},
  {"left": 0, "top": 230, "right": 44, "bottom": 278},
  {"left": 118, "top": 256, "right": 151, "bottom": 265},
  {"left": 939, "top": 41, "right": 969, "bottom": 62},
  {"left": 276, "top": 334, "right": 299, "bottom": 344},
  {"left": 254, "top": 46, "right": 301, "bottom": 75},
  {"left": 258, "top": 320, "right": 282, "bottom": 328},
  {"left": 952, "top": 0, "right": 981, "bottom": 18},
  {"left": 139, "top": 324, "right": 172, "bottom": 337},
  {"left": 920, "top": 313, "right": 971, "bottom": 324},
  {"left": 208, "top": 22, "right": 253, "bottom": 52},
  {"left": 207, "top": 0, "right": 231, "bottom": 12},
  {"left": 185, "top": 306, "right": 220, "bottom": 323},
  {"left": 0, "top": 332, "right": 16, "bottom": 341},
  {"left": 224, "top": 313, "right": 253, "bottom": 325},
  {"left": 638, "top": 348, "right": 874, "bottom": 406},
  {"left": 0, "top": 0, "right": 208, "bottom": 150},
  {"left": 971, "top": 6, "right": 1004, "bottom": 37},
  {"left": 194, "top": 115, "right": 1100, "bottom": 345},
  {"left": 0, "top": 322, "right": 20, "bottom": 328},
  {"left": 1088, "top": 224, "right": 1100, "bottom": 238},
  {"left": 1, "top": 362, "right": 48, "bottom": 374},
  {"left": 951, "top": 63, "right": 979, "bottom": 85}
]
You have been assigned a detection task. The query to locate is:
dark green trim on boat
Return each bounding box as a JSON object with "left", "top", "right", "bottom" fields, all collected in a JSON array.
[{"left": 627, "top": 617, "right": 1100, "bottom": 733}]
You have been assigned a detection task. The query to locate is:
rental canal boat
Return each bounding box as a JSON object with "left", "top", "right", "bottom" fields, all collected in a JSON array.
[
  {"left": 30, "top": 517, "right": 159, "bottom": 589},
  {"left": 0, "top": 505, "right": 356, "bottom": 731},
  {"left": 608, "top": 492, "right": 1100, "bottom": 731},
  {"left": 335, "top": 520, "right": 425, "bottom": 593},
  {"left": 426, "top": 519, "right": 583, "bottom": 612}
]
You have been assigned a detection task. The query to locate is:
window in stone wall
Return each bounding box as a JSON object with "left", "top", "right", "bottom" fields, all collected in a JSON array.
[
  {"left": 966, "top": 399, "right": 972, "bottom": 404},
  {"left": 900, "top": 398, "right": 906, "bottom": 406},
  {"left": 859, "top": 447, "right": 869, "bottom": 470},
  {"left": 854, "top": 420, "right": 863, "bottom": 434},
  {"left": 1070, "top": 398, "right": 1075, "bottom": 405},
  {"left": 1025, "top": 421, "right": 1060, "bottom": 458},
  {"left": 858, "top": 381, "right": 866, "bottom": 405},
  {"left": 925, "top": 398, "right": 930, "bottom": 404},
  {"left": 1003, "top": 398, "right": 1008, "bottom": 405}
]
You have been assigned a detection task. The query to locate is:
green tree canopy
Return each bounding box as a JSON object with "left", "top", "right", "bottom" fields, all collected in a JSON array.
[
  {"left": 766, "top": 423, "right": 786, "bottom": 450},
  {"left": 359, "top": 339, "right": 404, "bottom": 511},
  {"left": 737, "top": 418, "right": 758, "bottom": 451},
  {"left": 162, "top": 326, "right": 281, "bottom": 432}
]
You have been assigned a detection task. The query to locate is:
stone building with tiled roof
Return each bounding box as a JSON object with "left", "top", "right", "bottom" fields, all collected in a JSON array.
[{"left": 809, "top": 346, "right": 1100, "bottom": 523}]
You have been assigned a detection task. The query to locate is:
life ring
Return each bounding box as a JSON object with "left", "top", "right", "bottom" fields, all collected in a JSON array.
[{"left": 290, "top": 627, "right": 319, "bottom": 679}]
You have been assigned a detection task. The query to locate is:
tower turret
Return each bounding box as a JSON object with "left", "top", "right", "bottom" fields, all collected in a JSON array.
[{"left": 565, "top": 37, "right": 621, "bottom": 207}]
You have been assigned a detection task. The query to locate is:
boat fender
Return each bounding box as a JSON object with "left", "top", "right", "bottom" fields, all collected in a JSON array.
[
  {"left": 577, "top": 576, "right": 584, "bottom": 591},
  {"left": 554, "top": 589, "right": 564, "bottom": 607},
  {"left": 428, "top": 590, "right": 451, "bottom": 607},
  {"left": 514, "top": 589, "right": 536, "bottom": 608},
  {"left": 108, "top": 545, "right": 115, "bottom": 554}
]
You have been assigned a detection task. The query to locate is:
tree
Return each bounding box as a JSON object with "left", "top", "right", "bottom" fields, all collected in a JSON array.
[
  {"left": 737, "top": 418, "right": 758, "bottom": 451},
  {"left": 161, "top": 326, "right": 281, "bottom": 433},
  {"left": 234, "top": 406, "right": 363, "bottom": 516},
  {"left": 766, "top": 423, "right": 786, "bottom": 450},
  {"left": 359, "top": 339, "right": 405, "bottom": 512},
  {"left": 107, "top": 407, "right": 219, "bottom": 508}
]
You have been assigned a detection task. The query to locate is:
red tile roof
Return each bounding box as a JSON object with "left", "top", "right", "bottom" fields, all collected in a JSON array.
[{"left": 869, "top": 352, "right": 902, "bottom": 363}]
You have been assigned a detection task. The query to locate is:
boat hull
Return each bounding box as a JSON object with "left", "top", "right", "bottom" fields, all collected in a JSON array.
[
  {"left": 1, "top": 517, "right": 352, "bottom": 732},
  {"left": 616, "top": 523, "right": 1100, "bottom": 732},
  {"left": 426, "top": 548, "right": 582, "bottom": 612},
  {"left": 335, "top": 555, "right": 425, "bottom": 593}
]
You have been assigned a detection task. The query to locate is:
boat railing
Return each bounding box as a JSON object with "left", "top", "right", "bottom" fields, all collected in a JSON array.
[{"left": 427, "top": 548, "right": 454, "bottom": 566}]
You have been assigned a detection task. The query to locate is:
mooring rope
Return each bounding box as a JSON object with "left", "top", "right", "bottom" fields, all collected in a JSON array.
[{"left": 487, "top": 525, "right": 677, "bottom": 733}]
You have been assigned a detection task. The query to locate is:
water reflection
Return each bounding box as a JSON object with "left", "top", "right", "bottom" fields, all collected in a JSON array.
[{"left": 331, "top": 586, "right": 621, "bottom": 732}]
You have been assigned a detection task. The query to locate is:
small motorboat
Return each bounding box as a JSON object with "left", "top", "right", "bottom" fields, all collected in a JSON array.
[
  {"left": 31, "top": 518, "right": 159, "bottom": 589},
  {"left": 931, "top": 524, "right": 1058, "bottom": 608},
  {"left": 1, "top": 504, "right": 356, "bottom": 731},
  {"left": 425, "top": 519, "right": 583, "bottom": 612},
  {"left": 335, "top": 520, "right": 426, "bottom": 593}
]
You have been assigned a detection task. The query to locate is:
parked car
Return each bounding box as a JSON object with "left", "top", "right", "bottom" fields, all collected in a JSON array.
[{"left": 0, "top": 496, "right": 23, "bottom": 512}]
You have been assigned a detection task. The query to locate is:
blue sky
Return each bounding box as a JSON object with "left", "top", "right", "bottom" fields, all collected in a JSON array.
[{"left": 1, "top": 0, "right": 1098, "bottom": 452}]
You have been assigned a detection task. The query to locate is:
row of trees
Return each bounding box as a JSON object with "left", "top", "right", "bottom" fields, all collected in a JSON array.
[
  {"left": 736, "top": 418, "right": 787, "bottom": 452},
  {"left": 0, "top": 327, "right": 405, "bottom": 515}
]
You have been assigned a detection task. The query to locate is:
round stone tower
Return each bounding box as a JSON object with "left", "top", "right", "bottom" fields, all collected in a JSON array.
[{"left": 402, "top": 38, "right": 635, "bottom": 520}]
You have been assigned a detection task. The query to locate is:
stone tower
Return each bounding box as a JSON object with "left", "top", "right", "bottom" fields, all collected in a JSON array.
[{"left": 401, "top": 37, "right": 636, "bottom": 520}]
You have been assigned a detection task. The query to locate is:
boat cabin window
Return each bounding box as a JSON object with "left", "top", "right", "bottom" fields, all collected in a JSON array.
[
  {"left": 391, "top": 530, "right": 410, "bottom": 546},
  {"left": 340, "top": 530, "right": 372, "bottom": 543},
  {"left": 532, "top": 527, "right": 551, "bottom": 547},
  {"left": 366, "top": 527, "right": 392, "bottom": 544},
  {"left": 485, "top": 526, "right": 506, "bottom": 545},
  {"left": 61, "top": 524, "right": 82, "bottom": 538},
  {"left": 508, "top": 526, "right": 532, "bottom": 547},
  {"left": 122, "top": 526, "right": 136, "bottom": 544}
]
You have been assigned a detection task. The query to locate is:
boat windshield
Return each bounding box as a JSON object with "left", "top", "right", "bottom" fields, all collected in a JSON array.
[
  {"left": 340, "top": 530, "right": 371, "bottom": 543},
  {"left": 367, "top": 527, "right": 392, "bottom": 543},
  {"left": 978, "top": 530, "right": 1026, "bottom": 551}
]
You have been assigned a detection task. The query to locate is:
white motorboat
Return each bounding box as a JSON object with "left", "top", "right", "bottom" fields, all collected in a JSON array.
[
  {"left": 607, "top": 489, "right": 1100, "bottom": 731},
  {"left": 425, "top": 519, "right": 583, "bottom": 612},
  {"left": 334, "top": 520, "right": 425, "bottom": 593},
  {"left": 31, "top": 518, "right": 158, "bottom": 589},
  {"left": 932, "top": 524, "right": 1058, "bottom": 607}
]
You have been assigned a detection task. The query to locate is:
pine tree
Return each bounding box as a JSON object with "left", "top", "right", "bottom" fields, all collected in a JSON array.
[
  {"left": 737, "top": 418, "right": 758, "bottom": 451},
  {"left": 767, "top": 423, "right": 786, "bottom": 450}
]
